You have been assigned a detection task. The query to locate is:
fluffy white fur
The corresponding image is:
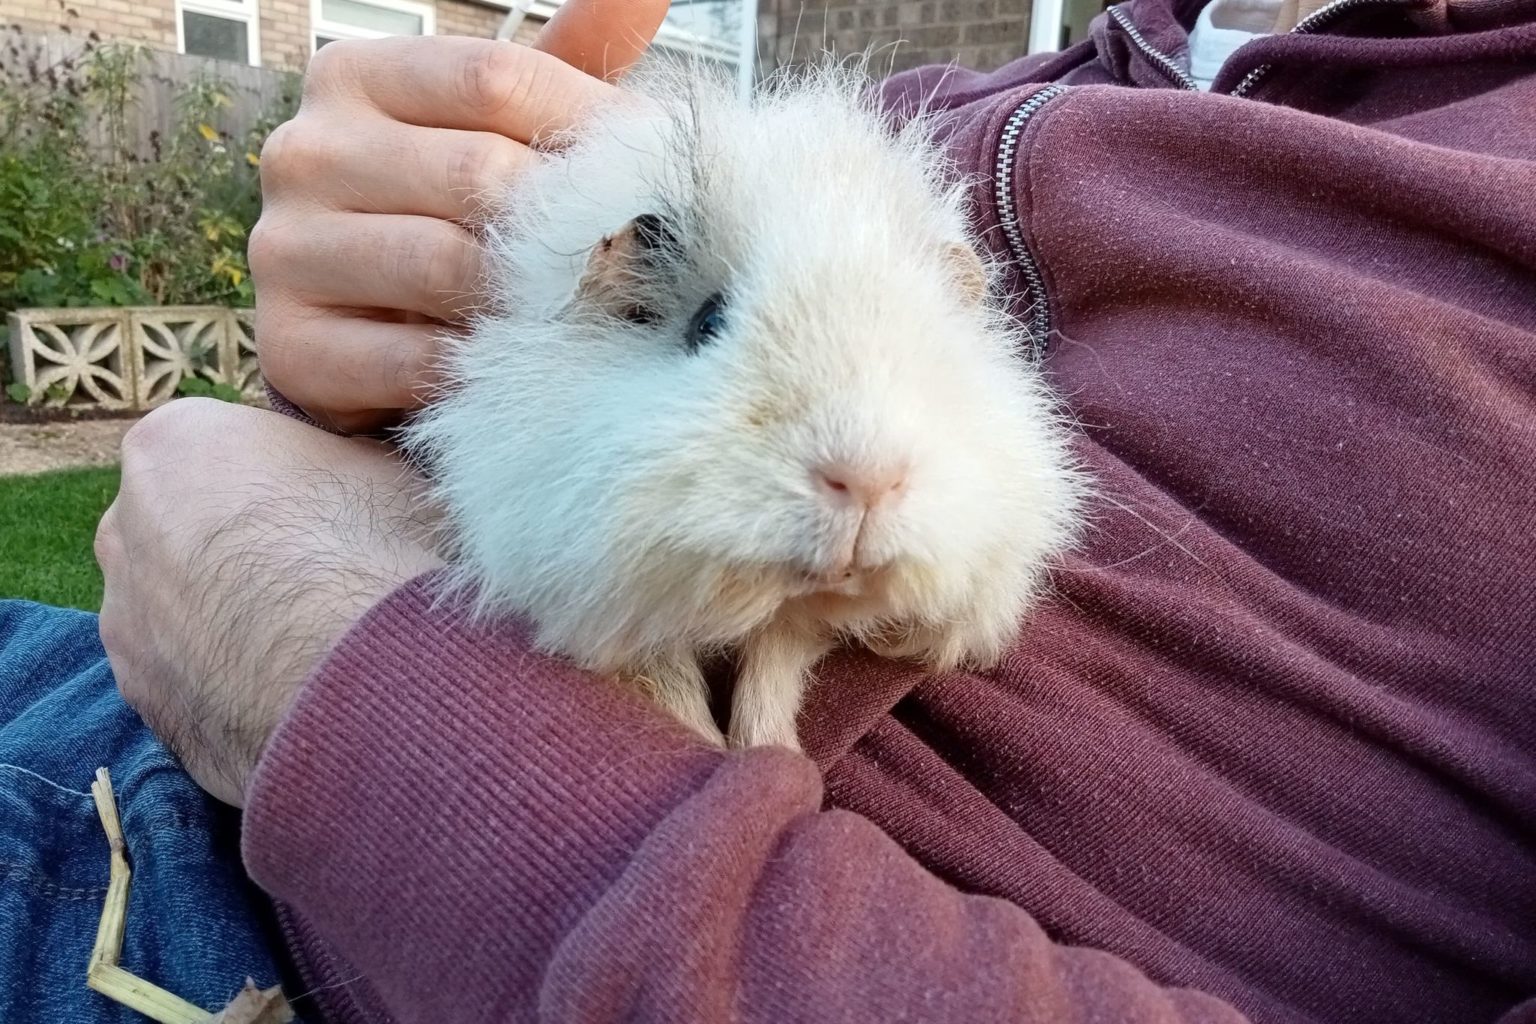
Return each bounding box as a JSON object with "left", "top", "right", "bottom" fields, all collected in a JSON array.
[{"left": 403, "top": 60, "right": 1087, "bottom": 749}]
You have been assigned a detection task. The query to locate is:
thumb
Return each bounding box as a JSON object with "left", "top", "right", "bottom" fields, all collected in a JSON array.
[{"left": 533, "top": 0, "right": 672, "bottom": 80}]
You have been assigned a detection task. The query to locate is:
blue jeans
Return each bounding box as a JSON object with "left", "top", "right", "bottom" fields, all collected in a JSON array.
[{"left": 0, "top": 600, "right": 295, "bottom": 1021}]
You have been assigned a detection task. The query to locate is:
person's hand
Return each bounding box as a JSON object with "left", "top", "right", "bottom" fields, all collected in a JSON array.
[
  {"left": 250, "top": 0, "right": 671, "bottom": 435},
  {"left": 94, "top": 399, "right": 444, "bottom": 806}
]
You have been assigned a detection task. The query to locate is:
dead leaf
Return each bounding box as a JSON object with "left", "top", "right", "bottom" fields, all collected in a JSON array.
[{"left": 210, "top": 979, "right": 294, "bottom": 1024}]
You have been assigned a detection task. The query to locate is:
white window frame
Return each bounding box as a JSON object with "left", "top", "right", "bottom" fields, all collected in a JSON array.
[
  {"left": 176, "top": 0, "right": 262, "bottom": 67},
  {"left": 515, "top": 0, "right": 756, "bottom": 95},
  {"left": 311, "top": 0, "right": 436, "bottom": 51},
  {"left": 1028, "top": 0, "right": 1066, "bottom": 52}
]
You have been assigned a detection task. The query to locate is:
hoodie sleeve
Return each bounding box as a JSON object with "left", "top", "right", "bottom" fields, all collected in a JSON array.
[{"left": 243, "top": 574, "right": 1247, "bottom": 1024}]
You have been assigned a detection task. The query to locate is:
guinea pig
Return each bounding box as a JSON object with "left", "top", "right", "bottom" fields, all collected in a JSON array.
[{"left": 401, "top": 59, "right": 1087, "bottom": 750}]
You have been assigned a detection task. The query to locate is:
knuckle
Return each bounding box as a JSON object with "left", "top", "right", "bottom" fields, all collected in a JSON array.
[
  {"left": 122, "top": 398, "right": 212, "bottom": 461},
  {"left": 253, "top": 305, "right": 330, "bottom": 401},
  {"left": 246, "top": 216, "right": 289, "bottom": 283},
  {"left": 249, "top": 301, "right": 288, "bottom": 362},
  {"left": 97, "top": 602, "right": 127, "bottom": 664},
  {"left": 431, "top": 236, "right": 479, "bottom": 312},
  {"left": 452, "top": 140, "right": 493, "bottom": 196},
  {"left": 257, "top": 119, "right": 306, "bottom": 191},
  {"left": 252, "top": 313, "right": 303, "bottom": 394},
  {"left": 398, "top": 226, "right": 467, "bottom": 299},
  {"left": 257, "top": 119, "right": 293, "bottom": 178},
  {"left": 259, "top": 120, "right": 337, "bottom": 200},
  {"left": 391, "top": 236, "right": 434, "bottom": 299},
  {"left": 93, "top": 503, "right": 120, "bottom": 570},
  {"left": 118, "top": 405, "right": 163, "bottom": 463},
  {"left": 385, "top": 331, "right": 433, "bottom": 398},
  {"left": 453, "top": 138, "right": 520, "bottom": 202},
  {"left": 301, "top": 40, "right": 335, "bottom": 88},
  {"left": 302, "top": 37, "right": 360, "bottom": 91},
  {"left": 460, "top": 44, "right": 537, "bottom": 120}
]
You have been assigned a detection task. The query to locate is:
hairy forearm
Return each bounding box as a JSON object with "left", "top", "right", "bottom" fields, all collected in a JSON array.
[{"left": 97, "top": 400, "right": 442, "bottom": 806}]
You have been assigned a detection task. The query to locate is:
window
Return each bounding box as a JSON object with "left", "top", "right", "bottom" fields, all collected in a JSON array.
[
  {"left": 509, "top": 0, "right": 756, "bottom": 94},
  {"left": 312, "top": 0, "right": 435, "bottom": 49},
  {"left": 661, "top": 0, "right": 748, "bottom": 52},
  {"left": 660, "top": 0, "right": 758, "bottom": 95},
  {"left": 177, "top": 0, "right": 261, "bottom": 65},
  {"left": 1028, "top": 0, "right": 1110, "bottom": 51}
]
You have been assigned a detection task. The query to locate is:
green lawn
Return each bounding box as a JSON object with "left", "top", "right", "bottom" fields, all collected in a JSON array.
[{"left": 0, "top": 466, "right": 120, "bottom": 611}]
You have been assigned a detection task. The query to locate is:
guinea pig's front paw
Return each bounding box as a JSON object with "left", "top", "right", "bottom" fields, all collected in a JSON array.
[
  {"left": 684, "top": 712, "right": 729, "bottom": 748},
  {"left": 727, "top": 714, "right": 803, "bottom": 753},
  {"left": 868, "top": 620, "right": 1008, "bottom": 674},
  {"left": 665, "top": 697, "right": 726, "bottom": 747},
  {"left": 865, "top": 620, "right": 960, "bottom": 663},
  {"left": 628, "top": 658, "right": 728, "bottom": 747}
]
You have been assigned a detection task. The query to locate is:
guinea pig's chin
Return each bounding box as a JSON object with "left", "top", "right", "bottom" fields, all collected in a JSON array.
[{"left": 784, "top": 563, "right": 903, "bottom": 616}]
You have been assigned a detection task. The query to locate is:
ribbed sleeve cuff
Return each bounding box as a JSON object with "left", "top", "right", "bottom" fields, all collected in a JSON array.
[
  {"left": 241, "top": 573, "right": 729, "bottom": 1011},
  {"left": 262, "top": 383, "right": 342, "bottom": 434}
]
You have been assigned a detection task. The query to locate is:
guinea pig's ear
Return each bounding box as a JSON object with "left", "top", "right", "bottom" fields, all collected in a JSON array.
[
  {"left": 578, "top": 214, "right": 678, "bottom": 324},
  {"left": 945, "top": 242, "right": 989, "bottom": 306},
  {"left": 630, "top": 213, "right": 678, "bottom": 255}
]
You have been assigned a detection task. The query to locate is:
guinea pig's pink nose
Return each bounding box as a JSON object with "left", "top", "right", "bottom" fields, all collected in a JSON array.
[{"left": 814, "top": 461, "right": 908, "bottom": 510}]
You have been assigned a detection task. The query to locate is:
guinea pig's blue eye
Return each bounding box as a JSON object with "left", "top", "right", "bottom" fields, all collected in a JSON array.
[{"left": 685, "top": 293, "right": 726, "bottom": 354}]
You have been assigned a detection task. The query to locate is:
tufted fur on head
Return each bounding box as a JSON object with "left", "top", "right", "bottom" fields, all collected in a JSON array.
[{"left": 402, "top": 57, "right": 1087, "bottom": 749}]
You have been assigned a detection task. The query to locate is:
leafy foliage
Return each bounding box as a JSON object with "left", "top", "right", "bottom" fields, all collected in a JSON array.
[
  {"left": 175, "top": 376, "right": 245, "bottom": 403},
  {"left": 0, "top": 14, "right": 298, "bottom": 315}
]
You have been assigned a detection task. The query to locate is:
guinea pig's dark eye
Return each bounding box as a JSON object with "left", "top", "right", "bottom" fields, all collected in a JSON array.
[{"left": 685, "top": 293, "right": 726, "bottom": 354}]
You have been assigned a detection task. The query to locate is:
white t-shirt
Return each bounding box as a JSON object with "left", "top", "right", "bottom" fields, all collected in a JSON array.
[{"left": 1187, "top": 0, "right": 1284, "bottom": 89}]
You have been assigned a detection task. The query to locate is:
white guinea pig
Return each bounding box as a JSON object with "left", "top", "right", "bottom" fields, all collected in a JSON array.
[{"left": 402, "top": 60, "right": 1087, "bottom": 750}]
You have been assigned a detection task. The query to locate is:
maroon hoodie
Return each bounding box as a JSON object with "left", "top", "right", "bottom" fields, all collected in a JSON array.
[{"left": 243, "top": 0, "right": 1536, "bottom": 1020}]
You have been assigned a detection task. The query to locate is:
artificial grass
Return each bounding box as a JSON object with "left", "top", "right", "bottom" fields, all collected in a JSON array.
[{"left": 0, "top": 465, "right": 119, "bottom": 611}]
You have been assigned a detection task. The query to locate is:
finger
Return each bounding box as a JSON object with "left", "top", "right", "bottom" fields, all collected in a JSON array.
[
  {"left": 256, "top": 307, "right": 448, "bottom": 422},
  {"left": 534, "top": 0, "right": 672, "bottom": 80},
  {"left": 263, "top": 119, "right": 535, "bottom": 221},
  {"left": 303, "top": 35, "right": 613, "bottom": 143},
  {"left": 251, "top": 212, "right": 486, "bottom": 321}
]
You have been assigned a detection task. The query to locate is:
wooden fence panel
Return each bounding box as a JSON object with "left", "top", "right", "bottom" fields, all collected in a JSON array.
[{"left": 10, "top": 32, "right": 299, "bottom": 156}]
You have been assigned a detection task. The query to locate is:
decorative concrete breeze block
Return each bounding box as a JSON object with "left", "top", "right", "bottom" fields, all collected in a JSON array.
[{"left": 6, "top": 307, "right": 265, "bottom": 410}]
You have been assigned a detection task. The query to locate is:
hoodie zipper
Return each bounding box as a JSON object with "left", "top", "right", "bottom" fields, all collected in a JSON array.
[
  {"left": 1107, "top": 0, "right": 1415, "bottom": 98},
  {"left": 994, "top": 0, "right": 1417, "bottom": 356},
  {"left": 1107, "top": 3, "right": 1199, "bottom": 90},
  {"left": 1228, "top": 0, "right": 1419, "bottom": 97},
  {"left": 994, "top": 84, "right": 1068, "bottom": 355}
]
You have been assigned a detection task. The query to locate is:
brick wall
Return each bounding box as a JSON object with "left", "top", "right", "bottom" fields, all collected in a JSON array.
[
  {"left": 262, "top": 0, "right": 505, "bottom": 68},
  {"left": 8, "top": 0, "right": 177, "bottom": 51},
  {"left": 259, "top": 0, "right": 310, "bottom": 68},
  {"left": 436, "top": 0, "right": 506, "bottom": 37},
  {"left": 509, "top": 14, "right": 543, "bottom": 44},
  {"left": 9, "top": 0, "right": 507, "bottom": 73},
  {"left": 758, "top": 0, "right": 1031, "bottom": 75}
]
